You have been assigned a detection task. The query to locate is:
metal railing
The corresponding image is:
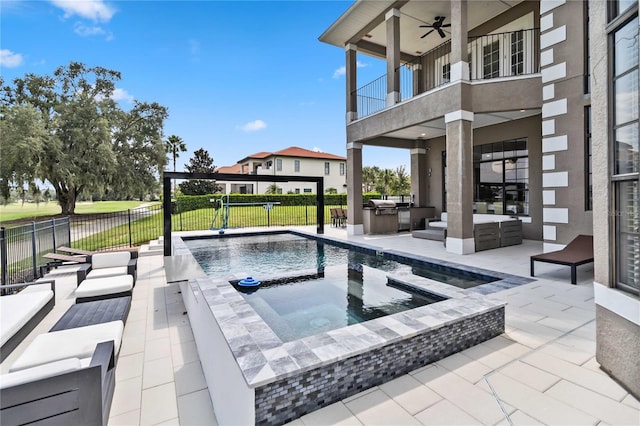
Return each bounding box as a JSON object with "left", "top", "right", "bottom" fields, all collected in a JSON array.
[
  {"left": 355, "top": 28, "right": 540, "bottom": 119},
  {"left": 0, "top": 217, "right": 71, "bottom": 287}
]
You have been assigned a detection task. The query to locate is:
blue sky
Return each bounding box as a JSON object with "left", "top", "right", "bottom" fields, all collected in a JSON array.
[{"left": 1, "top": 0, "right": 410, "bottom": 172}]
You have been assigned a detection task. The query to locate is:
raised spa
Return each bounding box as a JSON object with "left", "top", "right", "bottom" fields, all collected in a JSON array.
[{"left": 172, "top": 232, "right": 527, "bottom": 425}]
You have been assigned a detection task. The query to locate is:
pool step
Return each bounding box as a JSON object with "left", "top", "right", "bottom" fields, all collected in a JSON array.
[{"left": 139, "top": 239, "right": 163, "bottom": 257}]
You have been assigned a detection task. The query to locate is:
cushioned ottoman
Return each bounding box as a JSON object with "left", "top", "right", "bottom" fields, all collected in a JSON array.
[{"left": 75, "top": 275, "right": 134, "bottom": 303}]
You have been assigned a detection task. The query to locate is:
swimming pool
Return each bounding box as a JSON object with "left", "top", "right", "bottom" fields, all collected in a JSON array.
[
  {"left": 185, "top": 234, "right": 495, "bottom": 342},
  {"left": 173, "top": 231, "right": 527, "bottom": 425}
]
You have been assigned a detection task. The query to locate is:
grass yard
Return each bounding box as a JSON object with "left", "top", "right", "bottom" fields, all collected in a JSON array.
[{"left": 0, "top": 200, "right": 157, "bottom": 223}]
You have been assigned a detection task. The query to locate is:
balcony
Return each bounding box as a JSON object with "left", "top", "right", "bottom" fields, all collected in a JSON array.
[{"left": 354, "top": 28, "right": 540, "bottom": 119}]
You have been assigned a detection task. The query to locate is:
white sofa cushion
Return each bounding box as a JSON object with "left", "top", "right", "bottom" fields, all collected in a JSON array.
[
  {"left": 92, "top": 252, "right": 131, "bottom": 269},
  {"left": 87, "top": 266, "right": 130, "bottom": 280},
  {"left": 10, "top": 320, "right": 124, "bottom": 372},
  {"left": 0, "top": 357, "right": 81, "bottom": 389},
  {"left": 0, "top": 290, "right": 54, "bottom": 346},
  {"left": 76, "top": 275, "right": 133, "bottom": 298}
]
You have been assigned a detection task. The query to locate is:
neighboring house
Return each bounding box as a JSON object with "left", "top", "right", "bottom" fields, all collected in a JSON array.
[
  {"left": 216, "top": 146, "right": 347, "bottom": 194},
  {"left": 321, "top": 0, "right": 638, "bottom": 399}
]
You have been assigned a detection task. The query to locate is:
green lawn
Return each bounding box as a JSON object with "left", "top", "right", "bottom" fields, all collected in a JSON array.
[{"left": 0, "top": 201, "right": 157, "bottom": 223}]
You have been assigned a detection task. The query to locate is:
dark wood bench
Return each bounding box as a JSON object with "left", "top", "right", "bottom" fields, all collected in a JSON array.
[{"left": 530, "top": 235, "right": 594, "bottom": 284}]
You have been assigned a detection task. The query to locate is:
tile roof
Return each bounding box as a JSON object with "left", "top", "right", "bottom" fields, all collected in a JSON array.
[{"left": 216, "top": 163, "right": 242, "bottom": 174}]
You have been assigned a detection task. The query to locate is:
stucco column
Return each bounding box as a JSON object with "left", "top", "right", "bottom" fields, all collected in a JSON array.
[
  {"left": 450, "top": 0, "right": 469, "bottom": 82},
  {"left": 410, "top": 146, "right": 428, "bottom": 207},
  {"left": 347, "top": 142, "right": 363, "bottom": 235},
  {"left": 346, "top": 44, "right": 358, "bottom": 123},
  {"left": 445, "top": 110, "right": 474, "bottom": 254},
  {"left": 385, "top": 8, "right": 401, "bottom": 106}
]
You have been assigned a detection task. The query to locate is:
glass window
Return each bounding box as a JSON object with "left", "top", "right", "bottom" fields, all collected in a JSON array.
[
  {"left": 616, "top": 181, "right": 640, "bottom": 291},
  {"left": 295, "top": 188, "right": 300, "bottom": 194},
  {"left": 473, "top": 139, "right": 529, "bottom": 216},
  {"left": 276, "top": 159, "right": 282, "bottom": 171},
  {"left": 340, "top": 163, "right": 345, "bottom": 176},
  {"left": 585, "top": 106, "right": 593, "bottom": 210},
  {"left": 324, "top": 162, "right": 330, "bottom": 175},
  {"left": 511, "top": 30, "right": 524, "bottom": 75},
  {"left": 303, "top": 188, "right": 312, "bottom": 193},
  {"left": 483, "top": 40, "right": 500, "bottom": 79},
  {"left": 294, "top": 160, "right": 300, "bottom": 172},
  {"left": 442, "top": 63, "right": 451, "bottom": 82}
]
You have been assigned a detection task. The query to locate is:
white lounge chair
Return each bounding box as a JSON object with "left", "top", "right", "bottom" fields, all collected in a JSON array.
[
  {"left": 77, "top": 251, "right": 137, "bottom": 285},
  {"left": 75, "top": 275, "right": 134, "bottom": 303}
]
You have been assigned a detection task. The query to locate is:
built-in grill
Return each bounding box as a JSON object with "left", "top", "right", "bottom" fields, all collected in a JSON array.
[{"left": 368, "top": 199, "right": 397, "bottom": 215}]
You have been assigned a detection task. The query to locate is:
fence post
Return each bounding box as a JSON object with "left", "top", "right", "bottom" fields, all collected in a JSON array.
[
  {"left": 51, "top": 219, "right": 57, "bottom": 252},
  {"left": 67, "top": 216, "right": 71, "bottom": 248},
  {"left": 31, "top": 222, "right": 38, "bottom": 280},
  {"left": 305, "top": 204, "right": 308, "bottom": 225},
  {"left": 128, "top": 209, "right": 133, "bottom": 247},
  {"left": 1, "top": 227, "right": 7, "bottom": 291}
]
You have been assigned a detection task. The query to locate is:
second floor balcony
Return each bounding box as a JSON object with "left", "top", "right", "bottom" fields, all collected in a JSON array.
[{"left": 355, "top": 28, "right": 540, "bottom": 119}]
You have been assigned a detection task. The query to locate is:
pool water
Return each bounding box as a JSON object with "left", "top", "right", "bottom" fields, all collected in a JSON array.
[{"left": 185, "top": 233, "right": 497, "bottom": 342}]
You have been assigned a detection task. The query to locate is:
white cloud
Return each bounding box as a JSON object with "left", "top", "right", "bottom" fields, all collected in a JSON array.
[
  {"left": 312, "top": 147, "right": 324, "bottom": 152},
  {"left": 238, "top": 120, "right": 267, "bottom": 132},
  {"left": 74, "top": 22, "right": 105, "bottom": 36},
  {"left": 111, "top": 88, "right": 134, "bottom": 103},
  {"left": 0, "top": 49, "right": 24, "bottom": 67},
  {"left": 332, "top": 61, "right": 367, "bottom": 79},
  {"left": 50, "top": 0, "right": 116, "bottom": 22}
]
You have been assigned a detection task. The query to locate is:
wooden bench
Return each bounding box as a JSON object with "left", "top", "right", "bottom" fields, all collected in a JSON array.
[{"left": 530, "top": 235, "right": 594, "bottom": 284}]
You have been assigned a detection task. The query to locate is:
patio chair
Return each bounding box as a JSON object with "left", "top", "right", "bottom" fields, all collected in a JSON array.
[
  {"left": 75, "top": 275, "right": 134, "bottom": 303},
  {"left": 77, "top": 251, "right": 137, "bottom": 285},
  {"left": 58, "top": 246, "right": 139, "bottom": 259},
  {"left": 330, "top": 208, "right": 339, "bottom": 227},
  {"left": 336, "top": 207, "right": 347, "bottom": 227},
  {"left": 530, "top": 235, "right": 594, "bottom": 284},
  {"left": 0, "top": 280, "right": 55, "bottom": 362},
  {"left": 1, "top": 320, "right": 124, "bottom": 426}
]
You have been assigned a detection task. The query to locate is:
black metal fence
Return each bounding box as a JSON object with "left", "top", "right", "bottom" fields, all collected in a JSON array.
[{"left": 1, "top": 217, "right": 70, "bottom": 287}]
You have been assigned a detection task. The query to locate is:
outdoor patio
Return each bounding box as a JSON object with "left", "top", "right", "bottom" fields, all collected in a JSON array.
[{"left": 2, "top": 227, "right": 638, "bottom": 425}]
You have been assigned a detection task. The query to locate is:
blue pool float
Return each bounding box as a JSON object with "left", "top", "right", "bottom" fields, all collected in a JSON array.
[{"left": 238, "top": 277, "right": 261, "bottom": 287}]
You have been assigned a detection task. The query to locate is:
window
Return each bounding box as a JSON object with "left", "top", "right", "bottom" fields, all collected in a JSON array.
[
  {"left": 265, "top": 161, "right": 272, "bottom": 170},
  {"left": 295, "top": 188, "right": 300, "bottom": 194},
  {"left": 294, "top": 160, "right": 300, "bottom": 172},
  {"left": 483, "top": 40, "right": 500, "bottom": 78},
  {"left": 473, "top": 139, "right": 529, "bottom": 216},
  {"left": 324, "top": 162, "right": 330, "bottom": 175},
  {"left": 340, "top": 163, "right": 345, "bottom": 176},
  {"left": 510, "top": 30, "right": 524, "bottom": 75},
  {"left": 585, "top": 106, "right": 592, "bottom": 210},
  {"left": 610, "top": 11, "right": 639, "bottom": 294},
  {"left": 584, "top": 1, "right": 591, "bottom": 93},
  {"left": 442, "top": 63, "right": 451, "bottom": 82},
  {"left": 303, "top": 188, "right": 312, "bottom": 193},
  {"left": 276, "top": 159, "right": 282, "bottom": 171}
]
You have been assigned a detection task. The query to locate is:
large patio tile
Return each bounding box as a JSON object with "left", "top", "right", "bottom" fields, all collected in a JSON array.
[
  {"left": 415, "top": 365, "right": 507, "bottom": 425},
  {"left": 144, "top": 336, "right": 172, "bottom": 362},
  {"left": 485, "top": 372, "right": 598, "bottom": 425},
  {"left": 174, "top": 360, "right": 207, "bottom": 396},
  {"left": 496, "top": 360, "right": 560, "bottom": 392},
  {"left": 461, "top": 341, "right": 518, "bottom": 369},
  {"left": 622, "top": 394, "right": 640, "bottom": 409},
  {"left": 481, "top": 336, "right": 532, "bottom": 359},
  {"left": 536, "top": 340, "right": 594, "bottom": 365},
  {"left": 495, "top": 410, "right": 543, "bottom": 425},
  {"left": 177, "top": 388, "right": 218, "bottom": 426},
  {"left": 378, "top": 374, "right": 442, "bottom": 415},
  {"left": 108, "top": 409, "right": 140, "bottom": 426},
  {"left": 140, "top": 382, "right": 178, "bottom": 425},
  {"left": 110, "top": 375, "right": 142, "bottom": 417},
  {"left": 116, "top": 352, "right": 144, "bottom": 382},
  {"left": 123, "top": 318, "right": 147, "bottom": 339},
  {"left": 143, "top": 356, "right": 174, "bottom": 389},
  {"left": 344, "top": 389, "right": 420, "bottom": 425},
  {"left": 536, "top": 313, "right": 593, "bottom": 334},
  {"left": 299, "top": 401, "right": 363, "bottom": 425},
  {"left": 414, "top": 399, "right": 483, "bottom": 425},
  {"left": 522, "top": 351, "right": 628, "bottom": 401},
  {"left": 545, "top": 380, "right": 640, "bottom": 425},
  {"left": 171, "top": 339, "right": 200, "bottom": 368},
  {"left": 552, "top": 331, "right": 597, "bottom": 354},
  {"left": 435, "top": 351, "right": 493, "bottom": 384},
  {"left": 169, "top": 323, "right": 194, "bottom": 344}
]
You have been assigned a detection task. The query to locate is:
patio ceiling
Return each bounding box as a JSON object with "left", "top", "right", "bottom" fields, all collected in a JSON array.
[
  {"left": 320, "top": 0, "right": 523, "bottom": 60},
  {"left": 381, "top": 108, "right": 541, "bottom": 141}
]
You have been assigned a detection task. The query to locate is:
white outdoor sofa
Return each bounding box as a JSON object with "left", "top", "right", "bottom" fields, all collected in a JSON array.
[
  {"left": 77, "top": 251, "right": 137, "bottom": 285},
  {"left": 412, "top": 213, "right": 523, "bottom": 250},
  {"left": 0, "top": 280, "right": 55, "bottom": 362},
  {"left": 0, "top": 320, "right": 124, "bottom": 426}
]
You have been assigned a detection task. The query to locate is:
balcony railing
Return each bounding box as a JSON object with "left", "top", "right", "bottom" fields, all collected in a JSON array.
[{"left": 353, "top": 28, "right": 540, "bottom": 119}]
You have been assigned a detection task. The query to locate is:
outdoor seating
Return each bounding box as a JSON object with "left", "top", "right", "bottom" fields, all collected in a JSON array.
[
  {"left": 330, "top": 208, "right": 339, "bottom": 227},
  {"left": 336, "top": 207, "right": 347, "bottom": 227},
  {"left": 530, "top": 235, "right": 594, "bottom": 284},
  {"left": 1, "top": 319, "right": 123, "bottom": 426},
  {"left": 0, "top": 280, "right": 55, "bottom": 362},
  {"left": 50, "top": 296, "right": 131, "bottom": 332},
  {"left": 58, "top": 246, "right": 139, "bottom": 259},
  {"left": 77, "top": 251, "right": 137, "bottom": 285},
  {"left": 75, "top": 275, "right": 134, "bottom": 303}
]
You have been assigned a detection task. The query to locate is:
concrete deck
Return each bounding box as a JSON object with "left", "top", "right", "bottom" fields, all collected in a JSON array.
[{"left": 2, "top": 227, "right": 638, "bottom": 425}]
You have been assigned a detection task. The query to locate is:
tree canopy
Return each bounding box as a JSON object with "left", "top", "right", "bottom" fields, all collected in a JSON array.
[
  {"left": 0, "top": 62, "right": 168, "bottom": 213},
  {"left": 179, "top": 148, "right": 221, "bottom": 195},
  {"left": 361, "top": 165, "right": 411, "bottom": 196}
]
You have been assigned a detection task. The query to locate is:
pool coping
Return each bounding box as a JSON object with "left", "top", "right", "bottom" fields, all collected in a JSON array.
[{"left": 171, "top": 230, "right": 530, "bottom": 388}]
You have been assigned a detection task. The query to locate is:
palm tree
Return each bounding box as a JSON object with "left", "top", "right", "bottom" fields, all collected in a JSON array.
[{"left": 164, "top": 135, "right": 187, "bottom": 195}]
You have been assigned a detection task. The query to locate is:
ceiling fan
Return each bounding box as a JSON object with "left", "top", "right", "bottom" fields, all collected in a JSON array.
[{"left": 420, "top": 16, "right": 451, "bottom": 39}]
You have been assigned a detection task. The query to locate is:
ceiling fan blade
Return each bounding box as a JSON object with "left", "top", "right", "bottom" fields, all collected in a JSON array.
[
  {"left": 441, "top": 24, "right": 451, "bottom": 27},
  {"left": 438, "top": 28, "right": 446, "bottom": 38},
  {"left": 421, "top": 29, "right": 435, "bottom": 39},
  {"left": 419, "top": 25, "right": 434, "bottom": 28}
]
